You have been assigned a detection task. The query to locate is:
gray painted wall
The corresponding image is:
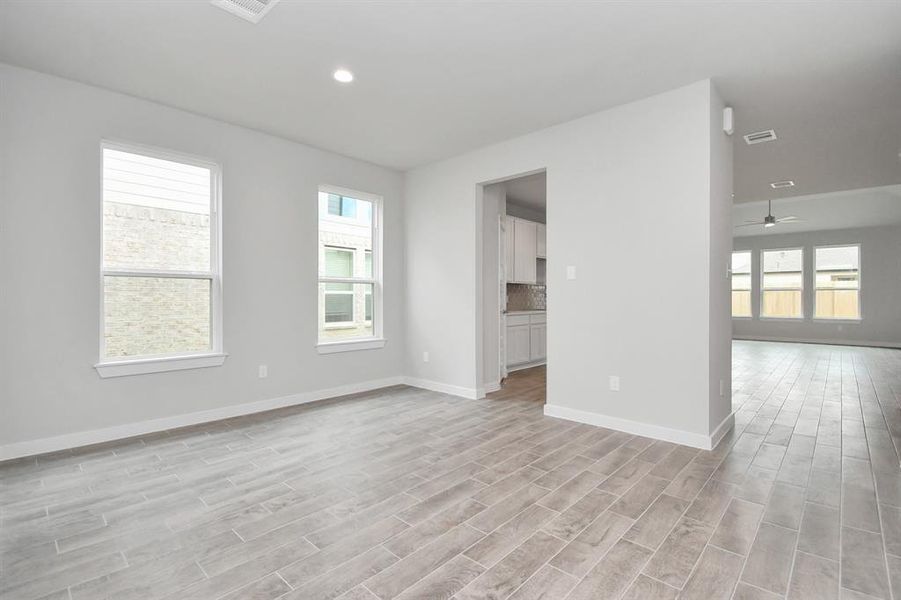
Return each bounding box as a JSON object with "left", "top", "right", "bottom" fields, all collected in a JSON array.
[
  {"left": 404, "top": 80, "right": 733, "bottom": 442},
  {"left": 0, "top": 64, "right": 406, "bottom": 446},
  {"left": 732, "top": 224, "right": 901, "bottom": 346}
]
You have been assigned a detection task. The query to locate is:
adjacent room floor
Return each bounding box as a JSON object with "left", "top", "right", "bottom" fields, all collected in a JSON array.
[{"left": 2, "top": 341, "right": 900, "bottom": 600}]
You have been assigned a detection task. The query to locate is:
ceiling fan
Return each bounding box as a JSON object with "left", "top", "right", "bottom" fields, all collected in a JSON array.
[{"left": 736, "top": 200, "right": 802, "bottom": 229}]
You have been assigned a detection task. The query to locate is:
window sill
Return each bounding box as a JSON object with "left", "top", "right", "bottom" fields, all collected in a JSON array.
[
  {"left": 759, "top": 317, "right": 805, "bottom": 321},
  {"left": 95, "top": 353, "right": 228, "bottom": 378},
  {"left": 732, "top": 316, "right": 753, "bottom": 320},
  {"left": 317, "top": 338, "right": 386, "bottom": 354}
]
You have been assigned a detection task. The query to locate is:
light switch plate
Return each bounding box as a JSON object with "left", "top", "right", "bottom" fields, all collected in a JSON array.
[
  {"left": 609, "top": 375, "right": 620, "bottom": 391},
  {"left": 566, "top": 266, "right": 576, "bottom": 280}
]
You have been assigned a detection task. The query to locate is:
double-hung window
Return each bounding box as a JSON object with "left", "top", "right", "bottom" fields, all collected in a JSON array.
[
  {"left": 97, "top": 142, "right": 223, "bottom": 377},
  {"left": 761, "top": 248, "right": 803, "bottom": 319},
  {"left": 815, "top": 245, "right": 860, "bottom": 320},
  {"left": 317, "top": 186, "right": 383, "bottom": 351},
  {"left": 731, "top": 251, "right": 752, "bottom": 318}
]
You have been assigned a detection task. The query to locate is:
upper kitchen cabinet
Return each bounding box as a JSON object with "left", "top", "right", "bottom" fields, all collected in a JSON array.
[
  {"left": 536, "top": 224, "right": 546, "bottom": 259},
  {"left": 513, "top": 218, "right": 537, "bottom": 283}
]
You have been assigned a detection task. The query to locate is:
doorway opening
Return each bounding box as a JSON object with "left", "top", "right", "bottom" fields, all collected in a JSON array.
[{"left": 477, "top": 170, "right": 547, "bottom": 403}]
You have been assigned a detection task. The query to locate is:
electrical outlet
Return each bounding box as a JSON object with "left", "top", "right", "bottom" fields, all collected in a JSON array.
[
  {"left": 609, "top": 375, "right": 620, "bottom": 392},
  {"left": 258, "top": 365, "right": 268, "bottom": 379},
  {"left": 423, "top": 351, "right": 430, "bottom": 363},
  {"left": 719, "top": 379, "right": 724, "bottom": 397}
]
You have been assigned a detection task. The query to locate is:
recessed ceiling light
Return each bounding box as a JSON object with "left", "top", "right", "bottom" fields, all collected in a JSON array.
[{"left": 333, "top": 69, "right": 354, "bottom": 83}]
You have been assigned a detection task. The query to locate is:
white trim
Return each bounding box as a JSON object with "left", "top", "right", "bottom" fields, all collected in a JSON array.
[
  {"left": 316, "top": 338, "right": 387, "bottom": 354},
  {"left": 483, "top": 381, "right": 502, "bottom": 394},
  {"left": 542, "top": 404, "right": 735, "bottom": 451},
  {"left": 733, "top": 335, "right": 901, "bottom": 349},
  {"left": 507, "top": 359, "right": 546, "bottom": 373},
  {"left": 402, "top": 377, "right": 481, "bottom": 400},
  {"left": 709, "top": 412, "right": 736, "bottom": 450},
  {"left": 0, "top": 376, "right": 404, "bottom": 461},
  {"left": 95, "top": 353, "right": 228, "bottom": 378}
]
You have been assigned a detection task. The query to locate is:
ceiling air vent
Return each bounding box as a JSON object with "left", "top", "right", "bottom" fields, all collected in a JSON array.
[
  {"left": 770, "top": 180, "right": 795, "bottom": 189},
  {"left": 211, "top": 0, "right": 280, "bottom": 23},
  {"left": 743, "top": 129, "right": 777, "bottom": 145}
]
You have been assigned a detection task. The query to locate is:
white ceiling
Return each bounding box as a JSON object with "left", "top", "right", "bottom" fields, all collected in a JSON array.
[
  {"left": 732, "top": 185, "right": 901, "bottom": 237},
  {"left": 1, "top": 1, "right": 899, "bottom": 203}
]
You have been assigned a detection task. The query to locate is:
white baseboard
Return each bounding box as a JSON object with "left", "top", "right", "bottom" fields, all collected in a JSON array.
[
  {"left": 508, "top": 360, "right": 546, "bottom": 373},
  {"left": 402, "top": 377, "right": 481, "bottom": 400},
  {"left": 734, "top": 335, "right": 901, "bottom": 349},
  {"left": 0, "top": 376, "right": 405, "bottom": 461},
  {"left": 482, "top": 381, "right": 502, "bottom": 394},
  {"left": 709, "top": 412, "right": 736, "bottom": 450},
  {"left": 543, "top": 404, "right": 735, "bottom": 451}
]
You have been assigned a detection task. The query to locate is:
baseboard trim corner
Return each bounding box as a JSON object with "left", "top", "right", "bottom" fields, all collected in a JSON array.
[
  {"left": 402, "top": 377, "right": 481, "bottom": 400},
  {"left": 0, "top": 376, "right": 405, "bottom": 461},
  {"left": 543, "top": 403, "right": 729, "bottom": 450}
]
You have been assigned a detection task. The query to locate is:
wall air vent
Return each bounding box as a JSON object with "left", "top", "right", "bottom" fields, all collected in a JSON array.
[
  {"left": 770, "top": 180, "right": 795, "bottom": 189},
  {"left": 743, "top": 129, "right": 777, "bottom": 145},
  {"left": 211, "top": 0, "right": 280, "bottom": 23}
]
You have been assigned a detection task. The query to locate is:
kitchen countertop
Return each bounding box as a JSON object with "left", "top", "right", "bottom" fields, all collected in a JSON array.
[{"left": 506, "top": 310, "right": 546, "bottom": 315}]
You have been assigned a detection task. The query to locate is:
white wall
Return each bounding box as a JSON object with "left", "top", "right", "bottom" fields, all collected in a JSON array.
[
  {"left": 0, "top": 64, "right": 406, "bottom": 450},
  {"left": 732, "top": 224, "right": 901, "bottom": 347},
  {"left": 404, "top": 80, "right": 733, "bottom": 447}
]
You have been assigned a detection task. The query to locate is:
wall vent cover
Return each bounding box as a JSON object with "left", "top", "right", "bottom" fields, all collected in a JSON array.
[
  {"left": 211, "top": 0, "right": 280, "bottom": 23},
  {"left": 743, "top": 129, "right": 778, "bottom": 145},
  {"left": 770, "top": 180, "right": 795, "bottom": 189}
]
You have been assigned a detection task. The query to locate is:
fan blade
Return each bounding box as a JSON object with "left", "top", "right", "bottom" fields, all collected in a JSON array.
[
  {"left": 776, "top": 216, "right": 800, "bottom": 222},
  {"left": 734, "top": 223, "right": 762, "bottom": 228},
  {"left": 742, "top": 219, "right": 762, "bottom": 224}
]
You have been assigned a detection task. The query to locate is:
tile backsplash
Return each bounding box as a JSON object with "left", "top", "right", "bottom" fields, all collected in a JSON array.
[{"left": 507, "top": 283, "right": 546, "bottom": 311}]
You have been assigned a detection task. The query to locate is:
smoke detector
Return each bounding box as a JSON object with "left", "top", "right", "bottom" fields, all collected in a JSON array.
[
  {"left": 770, "top": 180, "right": 795, "bottom": 189},
  {"left": 211, "top": 0, "right": 280, "bottom": 23},
  {"left": 743, "top": 129, "right": 777, "bottom": 145}
]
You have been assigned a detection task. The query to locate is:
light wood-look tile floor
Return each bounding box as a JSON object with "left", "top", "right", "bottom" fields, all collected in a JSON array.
[{"left": 2, "top": 341, "right": 901, "bottom": 600}]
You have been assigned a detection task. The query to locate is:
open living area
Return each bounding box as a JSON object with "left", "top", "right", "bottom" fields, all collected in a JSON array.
[{"left": 1, "top": 2, "right": 900, "bottom": 599}]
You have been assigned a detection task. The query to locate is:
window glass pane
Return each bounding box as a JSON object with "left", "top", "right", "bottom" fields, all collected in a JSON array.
[
  {"left": 816, "top": 246, "right": 859, "bottom": 290},
  {"left": 816, "top": 290, "right": 860, "bottom": 319},
  {"left": 319, "top": 190, "right": 376, "bottom": 343},
  {"left": 761, "top": 248, "right": 803, "bottom": 317},
  {"left": 324, "top": 247, "right": 354, "bottom": 278},
  {"left": 319, "top": 282, "right": 373, "bottom": 340},
  {"left": 104, "top": 276, "right": 210, "bottom": 358},
  {"left": 731, "top": 251, "right": 751, "bottom": 275},
  {"left": 816, "top": 246, "right": 860, "bottom": 319},
  {"left": 762, "top": 290, "right": 803, "bottom": 318},
  {"left": 102, "top": 148, "right": 211, "bottom": 272},
  {"left": 732, "top": 291, "right": 751, "bottom": 317}
]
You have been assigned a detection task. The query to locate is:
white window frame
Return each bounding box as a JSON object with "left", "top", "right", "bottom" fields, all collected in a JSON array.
[
  {"left": 731, "top": 250, "right": 753, "bottom": 319},
  {"left": 317, "top": 184, "right": 385, "bottom": 354},
  {"left": 814, "top": 243, "right": 862, "bottom": 322},
  {"left": 759, "top": 246, "right": 804, "bottom": 320},
  {"left": 95, "top": 140, "right": 225, "bottom": 378}
]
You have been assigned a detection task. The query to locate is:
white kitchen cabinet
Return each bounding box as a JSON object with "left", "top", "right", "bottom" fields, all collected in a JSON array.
[
  {"left": 504, "top": 217, "right": 515, "bottom": 283},
  {"left": 530, "top": 324, "right": 547, "bottom": 361},
  {"left": 506, "top": 312, "right": 547, "bottom": 368},
  {"left": 512, "top": 218, "right": 537, "bottom": 283},
  {"left": 536, "top": 224, "right": 547, "bottom": 259},
  {"left": 506, "top": 324, "right": 532, "bottom": 366}
]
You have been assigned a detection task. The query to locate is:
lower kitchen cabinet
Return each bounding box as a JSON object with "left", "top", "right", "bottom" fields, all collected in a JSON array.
[{"left": 506, "top": 313, "right": 546, "bottom": 368}]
